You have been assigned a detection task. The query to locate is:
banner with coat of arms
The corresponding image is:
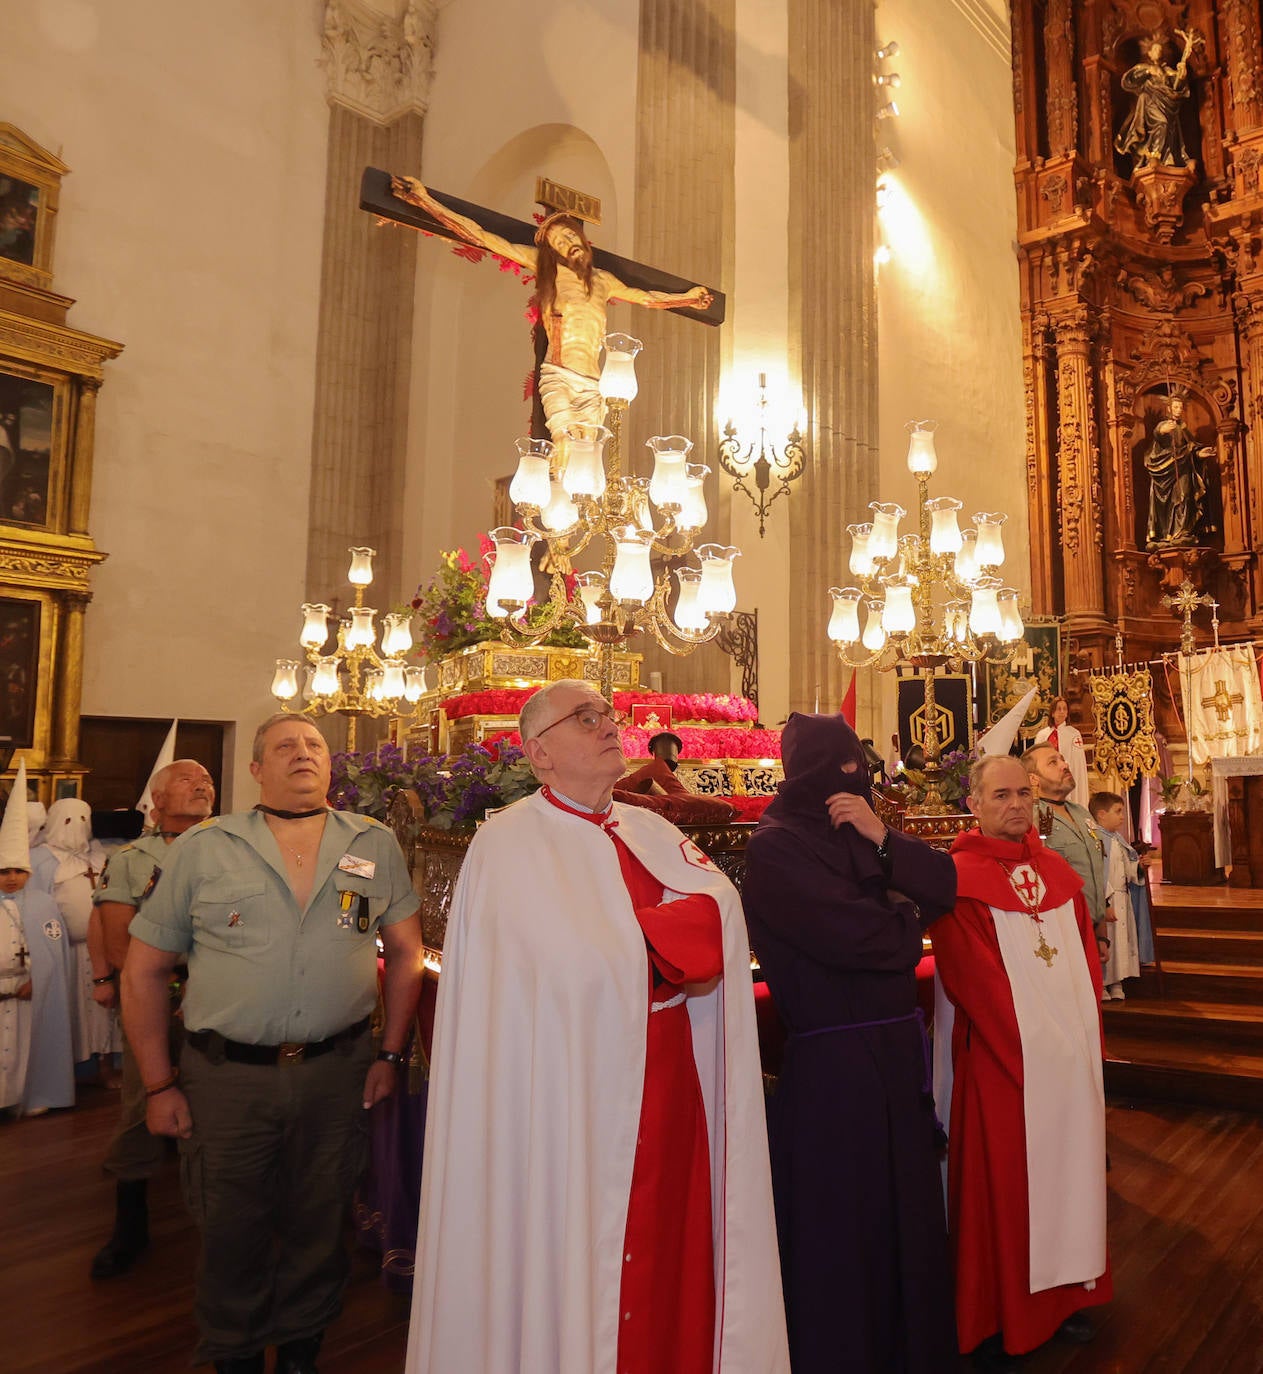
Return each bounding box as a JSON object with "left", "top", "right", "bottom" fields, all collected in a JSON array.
[
  {"left": 1177, "top": 646, "right": 1263, "bottom": 764},
  {"left": 1089, "top": 669, "right": 1160, "bottom": 785}
]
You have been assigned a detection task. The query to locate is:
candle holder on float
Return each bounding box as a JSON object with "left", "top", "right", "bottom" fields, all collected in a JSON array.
[
  {"left": 827, "top": 422, "right": 1025, "bottom": 815},
  {"left": 269, "top": 546, "right": 426, "bottom": 751},
  {"left": 490, "top": 333, "right": 740, "bottom": 700}
]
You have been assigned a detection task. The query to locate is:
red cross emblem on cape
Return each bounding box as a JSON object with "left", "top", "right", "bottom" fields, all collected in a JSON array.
[
  {"left": 1008, "top": 862, "right": 1046, "bottom": 910},
  {"left": 679, "top": 838, "right": 717, "bottom": 871}
]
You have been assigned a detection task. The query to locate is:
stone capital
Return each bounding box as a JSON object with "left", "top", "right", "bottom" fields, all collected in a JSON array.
[{"left": 320, "top": 0, "right": 436, "bottom": 125}]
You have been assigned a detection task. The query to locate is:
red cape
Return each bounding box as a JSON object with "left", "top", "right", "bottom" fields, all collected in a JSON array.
[{"left": 951, "top": 825, "right": 1082, "bottom": 912}]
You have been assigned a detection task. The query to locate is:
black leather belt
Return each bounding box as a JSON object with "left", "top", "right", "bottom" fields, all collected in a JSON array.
[{"left": 186, "top": 1015, "right": 370, "bottom": 1066}]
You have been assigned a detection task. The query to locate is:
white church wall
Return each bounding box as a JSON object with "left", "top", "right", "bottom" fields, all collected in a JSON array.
[
  {"left": 869, "top": 0, "right": 1023, "bottom": 754},
  {"left": 400, "top": 0, "right": 640, "bottom": 604},
  {"left": 1, "top": 1, "right": 329, "bottom": 805}
]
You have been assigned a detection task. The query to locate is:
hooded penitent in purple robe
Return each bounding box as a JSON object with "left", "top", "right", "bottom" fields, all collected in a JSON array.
[{"left": 742, "top": 712, "right": 958, "bottom": 1374}]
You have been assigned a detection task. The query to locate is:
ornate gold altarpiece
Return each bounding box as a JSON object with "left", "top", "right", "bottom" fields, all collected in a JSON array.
[
  {"left": 0, "top": 126, "right": 120, "bottom": 799},
  {"left": 1011, "top": 1, "right": 1263, "bottom": 738}
]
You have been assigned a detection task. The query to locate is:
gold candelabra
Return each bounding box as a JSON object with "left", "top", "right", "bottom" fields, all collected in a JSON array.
[
  {"left": 489, "top": 333, "right": 739, "bottom": 699},
  {"left": 269, "top": 546, "right": 425, "bottom": 751},
  {"left": 828, "top": 422, "right": 1024, "bottom": 812}
]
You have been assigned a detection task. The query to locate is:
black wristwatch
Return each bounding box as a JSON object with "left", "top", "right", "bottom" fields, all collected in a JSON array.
[
  {"left": 376, "top": 1049, "right": 404, "bottom": 1066},
  {"left": 874, "top": 827, "right": 892, "bottom": 863},
  {"left": 93, "top": 972, "right": 117, "bottom": 986}
]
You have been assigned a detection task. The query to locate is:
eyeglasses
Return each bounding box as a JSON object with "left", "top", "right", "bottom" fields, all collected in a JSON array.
[{"left": 536, "top": 703, "right": 628, "bottom": 738}]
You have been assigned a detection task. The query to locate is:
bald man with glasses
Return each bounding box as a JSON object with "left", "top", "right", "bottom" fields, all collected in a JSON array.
[{"left": 405, "top": 679, "right": 788, "bottom": 1374}]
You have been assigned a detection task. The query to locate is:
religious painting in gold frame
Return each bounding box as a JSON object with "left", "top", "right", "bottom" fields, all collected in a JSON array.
[
  {"left": 0, "top": 125, "right": 66, "bottom": 293},
  {"left": 0, "top": 362, "right": 64, "bottom": 531}
]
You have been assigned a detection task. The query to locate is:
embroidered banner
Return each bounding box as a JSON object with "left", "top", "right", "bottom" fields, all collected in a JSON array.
[
  {"left": 1089, "top": 669, "right": 1160, "bottom": 785},
  {"left": 1176, "top": 646, "right": 1263, "bottom": 764}
]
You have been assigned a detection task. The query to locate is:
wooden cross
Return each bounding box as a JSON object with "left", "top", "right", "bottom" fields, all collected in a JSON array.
[
  {"left": 1200, "top": 678, "right": 1244, "bottom": 723},
  {"left": 359, "top": 168, "right": 725, "bottom": 326},
  {"left": 1161, "top": 580, "right": 1213, "bottom": 654}
]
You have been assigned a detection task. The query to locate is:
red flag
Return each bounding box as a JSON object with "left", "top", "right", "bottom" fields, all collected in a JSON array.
[{"left": 840, "top": 670, "right": 857, "bottom": 728}]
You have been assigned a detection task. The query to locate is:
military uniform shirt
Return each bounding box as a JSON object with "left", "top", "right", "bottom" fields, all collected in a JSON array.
[
  {"left": 129, "top": 809, "right": 417, "bottom": 1044},
  {"left": 1038, "top": 799, "right": 1107, "bottom": 923},
  {"left": 95, "top": 831, "right": 169, "bottom": 909}
]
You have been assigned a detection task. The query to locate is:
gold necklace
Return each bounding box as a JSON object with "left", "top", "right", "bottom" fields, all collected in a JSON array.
[{"left": 997, "top": 860, "right": 1058, "bottom": 967}]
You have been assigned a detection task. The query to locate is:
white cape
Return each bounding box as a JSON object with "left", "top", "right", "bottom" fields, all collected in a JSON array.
[
  {"left": 405, "top": 789, "right": 788, "bottom": 1374},
  {"left": 989, "top": 882, "right": 1107, "bottom": 1294}
]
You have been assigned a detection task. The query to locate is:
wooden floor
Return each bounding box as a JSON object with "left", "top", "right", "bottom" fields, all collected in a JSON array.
[{"left": 2, "top": 1084, "right": 1262, "bottom": 1372}]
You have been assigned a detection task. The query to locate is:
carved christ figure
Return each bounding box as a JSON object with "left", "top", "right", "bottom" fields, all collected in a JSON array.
[
  {"left": 1115, "top": 30, "right": 1198, "bottom": 168},
  {"left": 391, "top": 176, "right": 712, "bottom": 442}
]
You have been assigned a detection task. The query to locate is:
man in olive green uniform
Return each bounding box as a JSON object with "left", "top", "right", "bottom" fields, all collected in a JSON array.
[
  {"left": 1023, "top": 742, "right": 1112, "bottom": 962},
  {"left": 123, "top": 716, "right": 424, "bottom": 1374},
  {"left": 90, "top": 758, "right": 215, "bottom": 1279}
]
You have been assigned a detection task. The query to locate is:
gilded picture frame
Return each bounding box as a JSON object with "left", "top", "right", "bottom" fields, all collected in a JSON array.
[{"left": 0, "top": 124, "right": 66, "bottom": 291}]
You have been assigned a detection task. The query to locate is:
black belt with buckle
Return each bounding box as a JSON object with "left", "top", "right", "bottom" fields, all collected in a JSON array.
[{"left": 185, "top": 1015, "right": 371, "bottom": 1066}]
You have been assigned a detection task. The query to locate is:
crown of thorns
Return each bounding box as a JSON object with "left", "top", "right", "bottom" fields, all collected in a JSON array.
[{"left": 533, "top": 210, "right": 588, "bottom": 246}]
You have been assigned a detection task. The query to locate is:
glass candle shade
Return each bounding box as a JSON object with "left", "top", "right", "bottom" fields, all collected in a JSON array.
[
  {"left": 646, "top": 435, "right": 692, "bottom": 510},
  {"left": 678, "top": 464, "right": 709, "bottom": 530},
  {"left": 380, "top": 660, "right": 407, "bottom": 700},
  {"left": 345, "top": 605, "right": 377, "bottom": 650},
  {"left": 897, "top": 534, "right": 922, "bottom": 583},
  {"left": 827, "top": 587, "right": 863, "bottom": 644},
  {"left": 696, "top": 544, "right": 740, "bottom": 614},
  {"left": 311, "top": 656, "right": 341, "bottom": 697},
  {"left": 270, "top": 659, "right": 300, "bottom": 701},
  {"left": 905, "top": 420, "right": 939, "bottom": 476},
  {"left": 509, "top": 437, "right": 554, "bottom": 508},
  {"left": 575, "top": 571, "right": 607, "bottom": 625},
  {"left": 944, "top": 601, "right": 969, "bottom": 643},
  {"left": 599, "top": 333, "right": 643, "bottom": 402},
  {"left": 969, "top": 577, "right": 1002, "bottom": 637},
  {"left": 674, "top": 567, "right": 708, "bottom": 633},
  {"left": 380, "top": 612, "right": 413, "bottom": 657},
  {"left": 563, "top": 424, "right": 611, "bottom": 498},
  {"left": 973, "top": 512, "right": 1007, "bottom": 567},
  {"left": 347, "top": 547, "right": 375, "bottom": 586},
  {"left": 997, "top": 587, "right": 1024, "bottom": 642},
  {"left": 403, "top": 667, "right": 427, "bottom": 703},
  {"left": 868, "top": 502, "right": 905, "bottom": 561},
  {"left": 541, "top": 479, "right": 579, "bottom": 532},
  {"left": 847, "top": 523, "right": 874, "bottom": 577},
  {"left": 926, "top": 497, "right": 964, "bottom": 555},
  {"left": 299, "top": 603, "right": 331, "bottom": 649},
  {"left": 881, "top": 577, "right": 916, "bottom": 634},
  {"left": 610, "top": 528, "right": 656, "bottom": 604},
  {"left": 862, "top": 601, "right": 887, "bottom": 652},
  {"left": 626, "top": 477, "right": 656, "bottom": 534},
  {"left": 485, "top": 526, "right": 536, "bottom": 617},
  {"left": 364, "top": 669, "right": 384, "bottom": 702},
  {"left": 955, "top": 528, "right": 979, "bottom": 582}
]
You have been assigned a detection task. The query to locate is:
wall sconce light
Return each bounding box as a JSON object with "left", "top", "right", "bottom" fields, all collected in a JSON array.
[
  {"left": 877, "top": 101, "right": 900, "bottom": 120},
  {"left": 717, "top": 374, "right": 808, "bottom": 538},
  {"left": 875, "top": 39, "right": 899, "bottom": 60}
]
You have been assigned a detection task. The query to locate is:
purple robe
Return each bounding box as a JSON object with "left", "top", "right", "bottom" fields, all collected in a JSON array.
[{"left": 742, "top": 712, "right": 958, "bottom": 1373}]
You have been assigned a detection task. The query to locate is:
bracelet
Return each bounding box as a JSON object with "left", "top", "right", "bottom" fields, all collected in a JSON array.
[
  {"left": 92, "top": 972, "right": 116, "bottom": 986},
  {"left": 144, "top": 1070, "right": 179, "bottom": 1098},
  {"left": 376, "top": 1049, "right": 404, "bottom": 1066},
  {"left": 874, "top": 827, "right": 892, "bottom": 863}
]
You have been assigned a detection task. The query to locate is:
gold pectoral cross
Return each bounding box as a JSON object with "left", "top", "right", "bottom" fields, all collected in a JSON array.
[{"left": 1034, "top": 930, "right": 1058, "bottom": 966}]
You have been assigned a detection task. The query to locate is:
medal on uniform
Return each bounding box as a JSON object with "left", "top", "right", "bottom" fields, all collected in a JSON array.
[
  {"left": 228, "top": 910, "right": 242, "bottom": 927},
  {"left": 337, "top": 889, "right": 355, "bottom": 930},
  {"left": 356, "top": 893, "right": 370, "bottom": 934}
]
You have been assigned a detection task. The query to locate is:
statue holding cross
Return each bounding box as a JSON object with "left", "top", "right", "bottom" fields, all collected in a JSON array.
[{"left": 383, "top": 173, "right": 715, "bottom": 445}]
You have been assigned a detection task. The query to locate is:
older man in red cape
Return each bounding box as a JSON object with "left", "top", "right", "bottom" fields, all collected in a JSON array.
[{"left": 932, "top": 754, "right": 1111, "bottom": 1373}]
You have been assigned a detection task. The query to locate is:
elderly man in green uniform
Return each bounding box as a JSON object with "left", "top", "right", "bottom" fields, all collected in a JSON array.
[
  {"left": 90, "top": 758, "right": 215, "bottom": 1280},
  {"left": 123, "top": 715, "right": 424, "bottom": 1374},
  {"left": 1022, "top": 742, "right": 1112, "bottom": 965}
]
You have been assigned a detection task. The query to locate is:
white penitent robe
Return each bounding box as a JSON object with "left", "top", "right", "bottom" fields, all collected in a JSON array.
[
  {"left": 406, "top": 789, "right": 788, "bottom": 1374},
  {"left": 0, "top": 889, "right": 75, "bottom": 1112},
  {"left": 1101, "top": 832, "right": 1141, "bottom": 988}
]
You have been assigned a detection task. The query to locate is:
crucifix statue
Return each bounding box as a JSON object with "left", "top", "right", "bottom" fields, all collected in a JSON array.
[{"left": 360, "top": 168, "right": 723, "bottom": 447}]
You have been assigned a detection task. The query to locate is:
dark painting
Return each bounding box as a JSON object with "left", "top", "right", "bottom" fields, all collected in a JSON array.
[
  {"left": 0, "top": 175, "right": 39, "bottom": 268},
  {"left": 981, "top": 621, "right": 1062, "bottom": 735},
  {"left": 0, "top": 598, "right": 40, "bottom": 748},
  {"left": 0, "top": 370, "right": 53, "bottom": 527}
]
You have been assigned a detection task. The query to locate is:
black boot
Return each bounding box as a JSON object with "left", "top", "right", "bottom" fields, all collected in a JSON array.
[
  {"left": 89, "top": 1178, "right": 150, "bottom": 1279},
  {"left": 213, "top": 1358, "right": 264, "bottom": 1374},
  {"left": 276, "top": 1331, "right": 324, "bottom": 1374}
]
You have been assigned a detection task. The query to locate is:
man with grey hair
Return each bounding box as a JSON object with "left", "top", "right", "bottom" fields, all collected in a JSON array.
[
  {"left": 407, "top": 679, "right": 788, "bottom": 1374},
  {"left": 933, "top": 754, "right": 1110, "bottom": 1370},
  {"left": 124, "top": 715, "right": 424, "bottom": 1374},
  {"left": 90, "top": 758, "right": 215, "bottom": 1280}
]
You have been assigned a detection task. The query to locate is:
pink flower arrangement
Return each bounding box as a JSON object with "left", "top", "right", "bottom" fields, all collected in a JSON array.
[
  {"left": 618, "top": 726, "right": 780, "bottom": 760},
  {"left": 443, "top": 687, "right": 761, "bottom": 725}
]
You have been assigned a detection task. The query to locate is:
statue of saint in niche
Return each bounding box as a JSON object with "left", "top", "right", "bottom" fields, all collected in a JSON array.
[
  {"left": 1115, "top": 30, "right": 1199, "bottom": 168},
  {"left": 1143, "top": 392, "right": 1213, "bottom": 549}
]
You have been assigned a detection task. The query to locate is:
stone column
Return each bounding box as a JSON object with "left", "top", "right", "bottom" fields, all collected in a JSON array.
[
  {"left": 1052, "top": 307, "right": 1107, "bottom": 629},
  {"left": 787, "top": 0, "right": 877, "bottom": 715},
  {"left": 307, "top": 0, "right": 437, "bottom": 605},
  {"left": 631, "top": 0, "right": 736, "bottom": 695},
  {"left": 1024, "top": 313, "right": 1057, "bottom": 614}
]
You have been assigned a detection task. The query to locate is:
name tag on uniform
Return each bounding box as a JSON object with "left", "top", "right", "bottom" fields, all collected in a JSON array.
[{"left": 337, "top": 854, "right": 376, "bottom": 879}]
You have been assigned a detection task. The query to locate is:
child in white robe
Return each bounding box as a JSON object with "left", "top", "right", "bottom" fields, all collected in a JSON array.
[{"left": 1090, "top": 791, "right": 1143, "bottom": 1000}]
